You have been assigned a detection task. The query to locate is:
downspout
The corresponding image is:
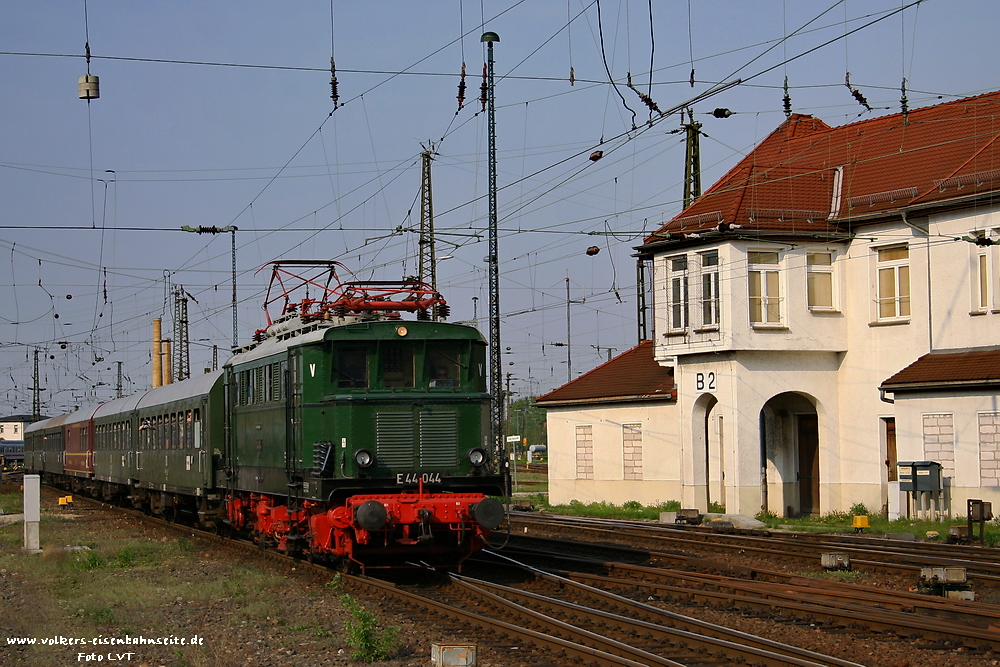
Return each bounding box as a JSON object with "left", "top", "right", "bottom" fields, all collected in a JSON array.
[{"left": 879, "top": 387, "right": 895, "bottom": 404}]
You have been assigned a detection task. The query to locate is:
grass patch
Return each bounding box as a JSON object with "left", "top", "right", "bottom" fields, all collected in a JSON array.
[
  {"left": 542, "top": 499, "right": 682, "bottom": 521},
  {"left": 341, "top": 594, "right": 398, "bottom": 663},
  {"left": 0, "top": 490, "right": 23, "bottom": 514},
  {"left": 802, "top": 569, "right": 869, "bottom": 583},
  {"left": 526, "top": 496, "right": 1000, "bottom": 547},
  {"left": 757, "top": 511, "right": 1000, "bottom": 547}
]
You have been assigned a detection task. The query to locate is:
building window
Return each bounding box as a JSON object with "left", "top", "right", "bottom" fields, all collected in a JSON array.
[
  {"left": 977, "top": 251, "right": 989, "bottom": 311},
  {"left": 575, "top": 424, "right": 593, "bottom": 480},
  {"left": 970, "top": 231, "right": 992, "bottom": 313},
  {"left": 876, "top": 245, "right": 910, "bottom": 320},
  {"left": 807, "top": 252, "right": 835, "bottom": 310},
  {"left": 667, "top": 256, "right": 688, "bottom": 331},
  {"left": 699, "top": 251, "right": 720, "bottom": 328},
  {"left": 623, "top": 423, "right": 643, "bottom": 480},
  {"left": 748, "top": 250, "right": 781, "bottom": 325}
]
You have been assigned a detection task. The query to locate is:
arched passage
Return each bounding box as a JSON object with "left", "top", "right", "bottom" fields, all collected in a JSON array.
[
  {"left": 760, "top": 392, "right": 819, "bottom": 517},
  {"left": 691, "top": 393, "right": 721, "bottom": 511}
]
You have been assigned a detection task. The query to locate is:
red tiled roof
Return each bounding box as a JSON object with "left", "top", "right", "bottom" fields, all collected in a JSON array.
[
  {"left": 644, "top": 92, "right": 1000, "bottom": 243},
  {"left": 535, "top": 340, "right": 675, "bottom": 406},
  {"left": 881, "top": 348, "right": 1000, "bottom": 390}
]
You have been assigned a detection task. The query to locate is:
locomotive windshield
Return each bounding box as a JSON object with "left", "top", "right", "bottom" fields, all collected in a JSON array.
[
  {"left": 335, "top": 348, "right": 368, "bottom": 388},
  {"left": 427, "top": 345, "right": 461, "bottom": 387},
  {"left": 381, "top": 345, "right": 414, "bottom": 387}
]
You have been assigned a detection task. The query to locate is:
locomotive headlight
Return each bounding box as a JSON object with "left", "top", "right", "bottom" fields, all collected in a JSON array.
[
  {"left": 467, "top": 447, "right": 487, "bottom": 467},
  {"left": 354, "top": 449, "right": 374, "bottom": 468}
]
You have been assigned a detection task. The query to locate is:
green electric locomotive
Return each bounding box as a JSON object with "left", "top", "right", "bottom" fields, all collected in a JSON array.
[{"left": 25, "top": 262, "right": 508, "bottom": 571}]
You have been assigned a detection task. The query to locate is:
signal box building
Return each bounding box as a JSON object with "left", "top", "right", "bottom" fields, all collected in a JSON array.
[{"left": 541, "top": 91, "right": 1000, "bottom": 518}]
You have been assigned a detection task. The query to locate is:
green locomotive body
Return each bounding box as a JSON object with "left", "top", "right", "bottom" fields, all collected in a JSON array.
[
  {"left": 26, "top": 263, "right": 509, "bottom": 570},
  {"left": 228, "top": 318, "right": 499, "bottom": 501}
]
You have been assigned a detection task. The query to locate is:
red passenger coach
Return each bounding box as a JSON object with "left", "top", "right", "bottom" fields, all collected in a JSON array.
[{"left": 63, "top": 410, "right": 97, "bottom": 478}]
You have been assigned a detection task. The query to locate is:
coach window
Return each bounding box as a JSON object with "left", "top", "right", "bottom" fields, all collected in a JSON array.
[
  {"left": 382, "top": 345, "right": 414, "bottom": 388},
  {"left": 334, "top": 348, "right": 368, "bottom": 388},
  {"left": 193, "top": 409, "right": 201, "bottom": 449}
]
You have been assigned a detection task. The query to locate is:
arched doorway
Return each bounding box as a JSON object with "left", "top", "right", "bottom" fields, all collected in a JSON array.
[
  {"left": 760, "top": 392, "right": 819, "bottom": 517},
  {"left": 691, "top": 393, "right": 722, "bottom": 511}
]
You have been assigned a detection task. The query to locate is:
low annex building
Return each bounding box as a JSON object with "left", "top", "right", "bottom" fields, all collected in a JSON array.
[
  {"left": 536, "top": 340, "right": 678, "bottom": 506},
  {"left": 543, "top": 91, "right": 1000, "bottom": 518}
]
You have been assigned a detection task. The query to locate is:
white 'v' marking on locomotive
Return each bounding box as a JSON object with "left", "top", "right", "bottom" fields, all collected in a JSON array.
[{"left": 309, "top": 363, "right": 316, "bottom": 377}]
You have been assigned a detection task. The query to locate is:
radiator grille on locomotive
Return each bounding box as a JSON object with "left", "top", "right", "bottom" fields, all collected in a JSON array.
[
  {"left": 419, "top": 411, "right": 458, "bottom": 467},
  {"left": 375, "top": 412, "right": 414, "bottom": 467},
  {"left": 376, "top": 410, "right": 458, "bottom": 468}
]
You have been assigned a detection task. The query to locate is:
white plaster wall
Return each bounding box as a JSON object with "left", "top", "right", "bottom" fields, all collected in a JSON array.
[
  {"left": 892, "top": 390, "right": 1000, "bottom": 510},
  {"left": 544, "top": 402, "right": 680, "bottom": 506},
  {"left": 926, "top": 205, "right": 1000, "bottom": 349}
]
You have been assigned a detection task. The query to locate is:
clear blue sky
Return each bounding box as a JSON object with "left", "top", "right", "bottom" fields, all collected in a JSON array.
[{"left": 2, "top": 1, "right": 997, "bottom": 413}]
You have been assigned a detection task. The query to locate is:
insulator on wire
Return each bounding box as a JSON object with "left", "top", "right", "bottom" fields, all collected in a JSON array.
[
  {"left": 330, "top": 58, "right": 340, "bottom": 107},
  {"left": 844, "top": 72, "right": 871, "bottom": 112},
  {"left": 480, "top": 63, "right": 488, "bottom": 111},
  {"left": 625, "top": 72, "right": 661, "bottom": 116},
  {"left": 783, "top": 76, "right": 791, "bottom": 119},
  {"left": 569, "top": 66, "right": 575, "bottom": 86},
  {"left": 457, "top": 62, "right": 467, "bottom": 112},
  {"left": 901, "top": 77, "right": 909, "bottom": 125}
]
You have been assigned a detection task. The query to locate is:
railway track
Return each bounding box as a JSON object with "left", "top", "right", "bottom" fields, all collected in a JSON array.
[
  {"left": 494, "top": 541, "right": 1000, "bottom": 652},
  {"left": 60, "top": 495, "right": 868, "bottom": 666},
  {"left": 509, "top": 513, "right": 1000, "bottom": 585},
  {"left": 47, "top": 494, "right": 999, "bottom": 666}
]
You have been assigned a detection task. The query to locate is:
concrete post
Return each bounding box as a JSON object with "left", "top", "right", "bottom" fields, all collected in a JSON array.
[{"left": 23, "top": 474, "right": 40, "bottom": 553}]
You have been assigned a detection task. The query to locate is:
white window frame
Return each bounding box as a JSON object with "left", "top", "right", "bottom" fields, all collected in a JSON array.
[
  {"left": 875, "top": 244, "right": 910, "bottom": 322},
  {"left": 748, "top": 250, "right": 783, "bottom": 327},
  {"left": 666, "top": 255, "right": 689, "bottom": 333},
  {"left": 806, "top": 251, "right": 837, "bottom": 312},
  {"left": 698, "top": 251, "right": 721, "bottom": 329},
  {"left": 969, "top": 230, "right": 996, "bottom": 314}
]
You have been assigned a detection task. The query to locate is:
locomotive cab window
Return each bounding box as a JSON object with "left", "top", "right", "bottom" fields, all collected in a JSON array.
[
  {"left": 427, "top": 346, "right": 462, "bottom": 388},
  {"left": 334, "top": 348, "right": 368, "bottom": 388},
  {"left": 381, "top": 345, "right": 414, "bottom": 388}
]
